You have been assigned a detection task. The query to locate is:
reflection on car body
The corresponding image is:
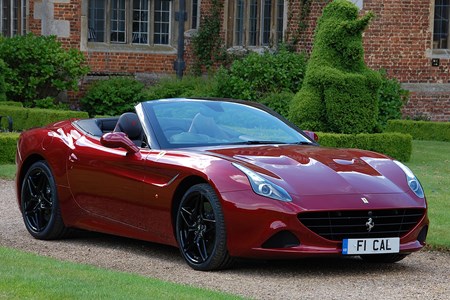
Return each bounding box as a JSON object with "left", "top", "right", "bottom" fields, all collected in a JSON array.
[{"left": 15, "top": 98, "right": 428, "bottom": 270}]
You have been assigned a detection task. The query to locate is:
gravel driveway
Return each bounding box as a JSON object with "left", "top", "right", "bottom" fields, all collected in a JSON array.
[{"left": 1, "top": 179, "right": 449, "bottom": 299}]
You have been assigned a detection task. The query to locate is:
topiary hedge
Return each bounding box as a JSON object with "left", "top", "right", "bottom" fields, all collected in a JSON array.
[
  {"left": 290, "top": 0, "right": 381, "bottom": 134},
  {"left": 386, "top": 120, "right": 450, "bottom": 142},
  {"left": 0, "top": 132, "right": 19, "bottom": 164},
  {"left": 0, "top": 106, "right": 88, "bottom": 131},
  {"left": 317, "top": 132, "right": 412, "bottom": 162}
]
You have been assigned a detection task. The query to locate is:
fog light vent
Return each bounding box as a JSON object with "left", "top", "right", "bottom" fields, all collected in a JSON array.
[
  {"left": 417, "top": 226, "right": 428, "bottom": 244},
  {"left": 261, "top": 231, "right": 300, "bottom": 249}
]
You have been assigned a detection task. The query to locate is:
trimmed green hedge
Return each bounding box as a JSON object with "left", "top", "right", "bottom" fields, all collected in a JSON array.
[
  {"left": 0, "top": 132, "right": 19, "bottom": 164},
  {"left": 0, "top": 106, "right": 88, "bottom": 131},
  {"left": 0, "top": 131, "right": 413, "bottom": 164},
  {"left": 0, "top": 101, "right": 22, "bottom": 107},
  {"left": 318, "top": 132, "right": 412, "bottom": 162},
  {"left": 386, "top": 120, "right": 450, "bottom": 142}
]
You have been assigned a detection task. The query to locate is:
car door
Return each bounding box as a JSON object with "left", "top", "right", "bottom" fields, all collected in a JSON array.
[{"left": 66, "top": 134, "right": 151, "bottom": 230}]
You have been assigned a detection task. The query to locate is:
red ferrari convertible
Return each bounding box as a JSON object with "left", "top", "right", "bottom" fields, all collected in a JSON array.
[{"left": 15, "top": 98, "right": 428, "bottom": 270}]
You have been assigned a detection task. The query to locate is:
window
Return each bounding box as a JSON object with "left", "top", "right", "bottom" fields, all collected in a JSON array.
[
  {"left": 111, "top": 0, "right": 126, "bottom": 43},
  {"left": 235, "top": 0, "right": 244, "bottom": 45},
  {"left": 231, "top": 0, "right": 285, "bottom": 47},
  {"left": 191, "top": 0, "right": 200, "bottom": 29},
  {"left": 434, "top": 0, "right": 449, "bottom": 49},
  {"left": 276, "top": 0, "right": 284, "bottom": 43},
  {"left": 0, "top": 0, "right": 27, "bottom": 37},
  {"left": 133, "top": 0, "right": 149, "bottom": 43},
  {"left": 88, "top": 0, "right": 172, "bottom": 45},
  {"left": 154, "top": 0, "right": 170, "bottom": 44}
]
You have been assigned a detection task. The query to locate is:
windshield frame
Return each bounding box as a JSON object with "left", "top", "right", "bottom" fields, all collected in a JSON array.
[{"left": 139, "top": 98, "right": 318, "bottom": 150}]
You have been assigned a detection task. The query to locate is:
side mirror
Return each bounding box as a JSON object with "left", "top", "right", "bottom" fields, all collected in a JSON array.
[
  {"left": 100, "top": 132, "right": 139, "bottom": 155},
  {"left": 303, "top": 130, "right": 319, "bottom": 142}
]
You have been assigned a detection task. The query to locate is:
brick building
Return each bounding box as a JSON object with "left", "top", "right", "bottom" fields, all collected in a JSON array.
[{"left": 1, "top": 0, "right": 449, "bottom": 121}]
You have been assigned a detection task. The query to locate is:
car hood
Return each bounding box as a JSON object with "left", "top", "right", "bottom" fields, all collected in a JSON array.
[{"left": 205, "top": 145, "right": 405, "bottom": 196}]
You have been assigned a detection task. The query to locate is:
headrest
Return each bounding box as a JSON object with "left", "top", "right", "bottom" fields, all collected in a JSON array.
[{"left": 114, "top": 112, "right": 142, "bottom": 140}]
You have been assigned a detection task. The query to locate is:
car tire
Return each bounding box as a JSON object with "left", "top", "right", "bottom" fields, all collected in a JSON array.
[
  {"left": 21, "top": 161, "right": 67, "bottom": 240},
  {"left": 360, "top": 253, "right": 408, "bottom": 263},
  {"left": 176, "top": 183, "right": 233, "bottom": 271}
]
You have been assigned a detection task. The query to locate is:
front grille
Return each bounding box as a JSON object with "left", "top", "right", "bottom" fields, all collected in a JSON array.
[{"left": 298, "top": 209, "right": 424, "bottom": 241}]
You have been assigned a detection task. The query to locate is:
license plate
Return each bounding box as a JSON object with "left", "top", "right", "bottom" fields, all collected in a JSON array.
[{"left": 342, "top": 237, "right": 400, "bottom": 255}]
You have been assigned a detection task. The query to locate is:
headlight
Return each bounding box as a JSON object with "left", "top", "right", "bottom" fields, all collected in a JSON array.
[
  {"left": 393, "top": 160, "right": 425, "bottom": 198},
  {"left": 233, "top": 163, "right": 292, "bottom": 202}
]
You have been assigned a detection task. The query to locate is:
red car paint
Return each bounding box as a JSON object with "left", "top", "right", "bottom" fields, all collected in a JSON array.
[{"left": 15, "top": 99, "right": 428, "bottom": 262}]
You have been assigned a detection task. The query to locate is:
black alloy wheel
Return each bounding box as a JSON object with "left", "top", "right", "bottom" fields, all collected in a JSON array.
[
  {"left": 21, "top": 161, "right": 67, "bottom": 240},
  {"left": 176, "top": 184, "right": 233, "bottom": 271}
]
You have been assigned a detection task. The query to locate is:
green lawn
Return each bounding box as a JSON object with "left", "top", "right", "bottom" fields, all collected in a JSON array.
[
  {"left": 0, "top": 247, "right": 241, "bottom": 300},
  {"left": 406, "top": 140, "right": 450, "bottom": 249},
  {"left": 0, "top": 163, "right": 15, "bottom": 180}
]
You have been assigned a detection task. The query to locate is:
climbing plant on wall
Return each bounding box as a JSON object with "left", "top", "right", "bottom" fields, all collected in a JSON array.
[
  {"left": 190, "top": 0, "right": 228, "bottom": 75},
  {"left": 286, "top": 0, "right": 313, "bottom": 47}
]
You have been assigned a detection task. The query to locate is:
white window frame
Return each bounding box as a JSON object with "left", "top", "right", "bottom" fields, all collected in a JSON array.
[
  {"left": 433, "top": 0, "right": 450, "bottom": 50},
  {"left": 153, "top": 0, "right": 172, "bottom": 45},
  {"left": 232, "top": 0, "right": 286, "bottom": 48},
  {"left": 87, "top": 0, "right": 173, "bottom": 46},
  {"left": 132, "top": 0, "right": 150, "bottom": 44},
  {"left": 191, "top": 0, "right": 200, "bottom": 29},
  {"left": 0, "top": 0, "right": 27, "bottom": 37}
]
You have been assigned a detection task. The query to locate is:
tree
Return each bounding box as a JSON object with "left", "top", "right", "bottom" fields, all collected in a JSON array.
[{"left": 0, "top": 34, "right": 89, "bottom": 106}]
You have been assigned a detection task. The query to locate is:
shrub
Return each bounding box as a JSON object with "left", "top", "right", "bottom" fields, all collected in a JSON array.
[
  {"left": 215, "top": 47, "right": 307, "bottom": 101},
  {"left": 144, "top": 76, "right": 218, "bottom": 100},
  {"left": 0, "top": 106, "right": 88, "bottom": 131},
  {"left": 32, "top": 97, "right": 70, "bottom": 110},
  {"left": 386, "top": 120, "right": 450, "bottom": 142},
  {"left": 0, "top": 132, "right": 19, "bottom": 164},
  {"left": 0, "top": 59, "right": 7, "bottom": 102},
  {"left": 318, "top": 132, "right": 412, "bottom": 162},
  {"left": 0, "top": 33, "right": 89, "bottom": 106},
  {"left": 80, "top": 77, "right": 146, "bottom": 117},
  {"left": 259, "top": 91, "right": 295, "bottom": 118},
  {"left": 290, "top": 0, "right": 381, "bottom": 134},
  {"left": 405, "top": 113, "right": 432, "bottom": 121},
  {"left": 377, "top": 71, "right": 409, "bottom": 128}
]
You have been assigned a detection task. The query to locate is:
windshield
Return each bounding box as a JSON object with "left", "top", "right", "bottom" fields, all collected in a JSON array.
[{"left": 141, "top": 99, "right": 313, "bottom": 149}]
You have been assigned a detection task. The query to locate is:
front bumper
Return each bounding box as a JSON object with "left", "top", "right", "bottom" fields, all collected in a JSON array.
[{"left": 220, "top": 190, "right": 429, "bottom": 259}]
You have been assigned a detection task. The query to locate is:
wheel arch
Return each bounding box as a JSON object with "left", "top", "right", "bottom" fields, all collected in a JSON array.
[
  {"left": 19, "top": 157, "right": 68, "bottom": 239},
  {"left": 17, "top": 154, "right": 46, "bottom": 205},
  {"left": 171, "top": 175, "right": 208, "bottom": 237}
]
